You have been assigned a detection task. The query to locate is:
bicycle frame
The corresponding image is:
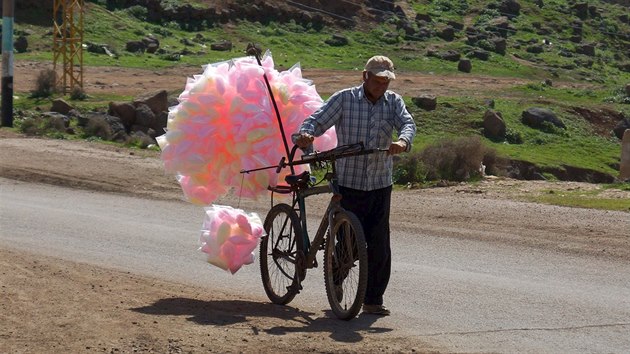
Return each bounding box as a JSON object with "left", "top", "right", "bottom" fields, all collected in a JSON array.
[
  {"left": 269, "top": 164, "right": 341, "bottom": 274},
  {"left": 256, "top": 142, "right": 385, "bottom": 275}
]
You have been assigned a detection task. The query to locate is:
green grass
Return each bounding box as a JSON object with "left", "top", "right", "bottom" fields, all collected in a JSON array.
[
  {"left": 526, "top": 188, "right": 630, "bottom": 212},
  {"left": 5, "top": 0, "right": 630, "bottom": 211}
]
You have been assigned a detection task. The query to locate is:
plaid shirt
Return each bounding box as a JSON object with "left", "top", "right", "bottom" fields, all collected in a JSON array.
[{"left": 299, "top": 84, "right": 417, "bottom": 191}]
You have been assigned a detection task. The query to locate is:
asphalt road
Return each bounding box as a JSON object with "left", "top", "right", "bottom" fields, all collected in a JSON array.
[{"left": 1, "top": 179, "right": 629, "bottom": 353}]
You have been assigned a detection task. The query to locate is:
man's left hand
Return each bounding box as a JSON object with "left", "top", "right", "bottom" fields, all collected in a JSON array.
[{"left": 388, "top": 139, "right": 407, "bottom": 155}]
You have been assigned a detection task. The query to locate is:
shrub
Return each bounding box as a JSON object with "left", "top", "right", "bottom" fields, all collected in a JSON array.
[
  {"left": 31, "top": 68, "right": 57, "bottom": 98},
  {"left": 70, "top": 86, "right": 88, "bottom": 100},
  {"left": 126, "top": 5, "right": 147, "bottom": 20},
  {"left": 18, "top": 115, "right": 66, "bottom": 136},
  {"left": 420, "top": 136, "right": 497, "bottom": 181},
  {"left": 505, "top": 129, "right": 524, "bottom": 144},
  {"left": 127, "top": 132, "right": 155, "bottom": 149},
  {"left": 393, "top": 153, "right": 427, "bottom": 184},
  {"left": 83, "top": 117, "right": 112, "bottom": 140}
]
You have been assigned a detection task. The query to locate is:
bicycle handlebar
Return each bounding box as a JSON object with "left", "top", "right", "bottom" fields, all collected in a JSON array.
[
  {"left": 240, "top": 142, "right": 387, "bottom": 174},
  {"left": 289, "top": 142, "right": 386, "bottom": 167}
]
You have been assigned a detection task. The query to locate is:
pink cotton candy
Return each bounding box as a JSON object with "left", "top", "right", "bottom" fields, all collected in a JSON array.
[
  {"left": 199, "top": 205, "right": 264, "bottom": 274},
  {"left": 157, "top": 50, "right": 337, "bottom": 206}
]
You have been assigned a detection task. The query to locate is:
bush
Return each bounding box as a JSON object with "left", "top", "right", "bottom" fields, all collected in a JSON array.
[
  {"left": 31, "top": 68, "right": 57, "bottom": 98},
  {"left": 126, "top": 5, "right": 147, "bottom": 20},
  {"left": 70, "top": 86, "right": 88, "bottom": 100},
  {"left": 18, "top": 115, "right": 66, "bottom": 136},
  {"left": 83, "top": 117, "right": 112, "bottom": 140},
  {"left": 393, "top": 153, "right": 427, "bottom": 184},
  {"left": 420, "top": 136, "right": 497, "bottom": 181}
]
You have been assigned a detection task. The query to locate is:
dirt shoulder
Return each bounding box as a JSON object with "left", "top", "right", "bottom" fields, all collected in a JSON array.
[
  {"left": 12, "top": 60, "right": 596, "bottom": 98},
  {"left": 1, "top": 131, "right": 629, "bottom": 353}
]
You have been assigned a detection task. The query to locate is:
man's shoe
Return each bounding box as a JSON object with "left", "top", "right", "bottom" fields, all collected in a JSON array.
[{"left": 362, "top": 304, "right": 390, "bottom": 316}]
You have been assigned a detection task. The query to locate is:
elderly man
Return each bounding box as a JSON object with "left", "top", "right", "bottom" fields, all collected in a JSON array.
[{"left": 294, "top": 55, "right": 417, "bottom": 316}]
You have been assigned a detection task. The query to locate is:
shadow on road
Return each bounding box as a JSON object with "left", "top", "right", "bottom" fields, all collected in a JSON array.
[{"left": 132, "top": 297, "right": 392, "bottom": 343}]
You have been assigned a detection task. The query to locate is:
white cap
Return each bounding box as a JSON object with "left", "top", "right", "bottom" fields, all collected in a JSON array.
[{"left": 364, "top": 55, "right": 396, "bottom": 80}]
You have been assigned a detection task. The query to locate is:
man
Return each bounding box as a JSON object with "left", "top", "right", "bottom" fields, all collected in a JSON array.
[{"left": 294, "top": 55, "right": 417, "bottom": 316}]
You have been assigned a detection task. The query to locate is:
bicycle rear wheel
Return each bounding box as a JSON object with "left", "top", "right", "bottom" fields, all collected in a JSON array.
[
  {"left": 260, "top": 203, "right": 304, "bottom": 305},
  {"left": 324, "top": 210, "right": 368, "bottom": 320}
]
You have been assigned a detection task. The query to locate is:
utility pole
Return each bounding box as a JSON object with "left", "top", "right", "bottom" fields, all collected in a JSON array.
[{"left": 1, "top": 0, "right": 15, "bottom": 127}]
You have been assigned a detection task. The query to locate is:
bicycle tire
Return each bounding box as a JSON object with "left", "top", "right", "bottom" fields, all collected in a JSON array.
[
  {"left": 260, "top": 203, "right": 304, "bottom": 305},
  {"left": 323, "top": 210, "right": 368, "bottom": 320}
]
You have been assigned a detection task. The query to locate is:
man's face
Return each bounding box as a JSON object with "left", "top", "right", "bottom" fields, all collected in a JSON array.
[{"left": 363, "top": 71, "right": 391, "bottom": 101}]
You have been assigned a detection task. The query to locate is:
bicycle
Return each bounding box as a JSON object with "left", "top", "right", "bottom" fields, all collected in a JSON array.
[{"left": 257, "top": 142, "right": 384, "bottom": 320}]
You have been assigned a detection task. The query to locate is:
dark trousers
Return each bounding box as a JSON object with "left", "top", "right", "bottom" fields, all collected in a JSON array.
[{"left": 339, "top": 185, "right": 392, "bottom": 306}]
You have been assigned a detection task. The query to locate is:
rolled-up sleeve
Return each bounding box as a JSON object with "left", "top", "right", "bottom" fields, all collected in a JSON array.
[{"left": 393, "top": 95, "right": 416, "bottom": 152}]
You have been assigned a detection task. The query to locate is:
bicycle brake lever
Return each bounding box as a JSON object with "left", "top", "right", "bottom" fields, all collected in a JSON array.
[{"left": 276, "top": 156, "right": 286, "bottom": 173}]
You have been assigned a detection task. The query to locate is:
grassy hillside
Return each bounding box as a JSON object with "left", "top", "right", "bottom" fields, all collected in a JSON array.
[{"left": 3, "top": 0, "right": 630, "bottom": 183}]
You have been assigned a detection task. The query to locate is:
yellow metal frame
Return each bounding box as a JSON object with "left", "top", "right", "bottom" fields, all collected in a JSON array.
[{"left": 53, "top": 0, "right": 84, "bottom": 94}]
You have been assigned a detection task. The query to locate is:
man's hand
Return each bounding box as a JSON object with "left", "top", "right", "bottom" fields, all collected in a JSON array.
[
  {"left": 388, "top": 139, "right": 407, "bottom": 155},
  {"left": 294, "top": 133, "right": 314, "bottom": 148}
]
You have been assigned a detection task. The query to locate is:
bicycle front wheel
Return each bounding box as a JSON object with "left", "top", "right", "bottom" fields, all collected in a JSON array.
[
  {"left": 260, "top": 203, "right": 304, "bottom": 305},
  {"left": 324, "top": 210, "right": 368, "bottom": 320}
]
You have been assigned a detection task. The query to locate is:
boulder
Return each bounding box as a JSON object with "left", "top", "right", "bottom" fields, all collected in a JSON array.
[
  {"left": 134, "top": 103, "right": 156, "bottom": 129},
  {"left": 108, "top": 102, "right": 136, "bottom": 129},
  {"left": 210, "top": 40, "right": 232, "bottom": 51},
  {"left": 521, "top": 107, "right": 565, "bottom": 129},
  {"left": 458, "top": 59, "right": 472, "bottom": 73},
  {"left": 51, "top": 99, "right": 73, "bottom": 115},
  {"left": 499, "top": 0, "right": 521, "bottom": 18},
  {"left": 325, "top": 34, "right": 349, "bottom": 46},
  {"left": 614, "top": 119, "right": 630, "bottom": 139},
  {"left": 412, "top": 95, "right": 437, "bottom": 111},
  {"left": 483, "top": 110, "right": 506, "bottom": 140},
  {"left": 576, "top": 43, "right": 595, "bottom": 56},
  {"left": 14, "top": 36, "right": 28, "bottom": 53},
  {"left": 620, "top": 130, "right": 630, "bottom": 180},
  {"left": 134, "top": 90, "right": 168, "bottom": 116},
  {"left": 126, "top": 40, "right": 146, "bottom": 53},
  {"left": 437, "top": 26, "right": 455, "bottom": 41}
]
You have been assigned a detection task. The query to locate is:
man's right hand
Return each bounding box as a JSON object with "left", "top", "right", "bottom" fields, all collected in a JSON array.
[{"left": 294, "top": 133, "right": 314, "bottom": 148}]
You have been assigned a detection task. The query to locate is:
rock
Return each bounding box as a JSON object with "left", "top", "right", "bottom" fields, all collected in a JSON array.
[
  {"left": 483, "top": 110, "right": 506, "bottom": 140},
  {"left": 51, "top": 99, "right": 73, "bottom": 115},
  {"left": 437, "top": 26, "right": 455, "bottom": 41},
  {"left": 522, "top": 108, "right": 565, "bottom": 129},
  {"left": 620, "top": 130, "right": 630, "bottom": 180},
  {"left": 526, "top": 44, "right": 544, "bottom": 54},
  {"left": 415, "top": 13, "right": 432, "bottom": 22},
  {"left": 134, "top": 104, "right": 156, "bottom": 129},
  {"left": 14, "top": 36, "right": 28, "bottom": 53},
  {"left": 134, "top": 90, "right": 168, "bottom": 116},
  {"left": 210, "top": 40, "right": 232, "bottom": 51},
  {"left": 412, "top": 95, "right": 437, "bottom": 111},
  {"left": 108, "top": 102, "right": 136, "bottom": 129},
  {"left": 439, "top": 50, "right": 462, "bottom": 61},
  {"left": 614, "top": 119, "right": 630, "bottom": 140},
  {"left": 325, "top": 34, "right": 349, "bottom": 46},
  {"left": 576, "top": 43, "right": 595, "bottom": 56},
  {"left": 491, "top": 37, "right": 507, "bottom": 55},
  {"left": 126, "top": 40, "right": 146, "bottom": 53},
  {"left": 572, "top": 3, "right": 589, "bottom": 20},
  {"left": 458, "top": 59, "right": 472, "bottom": 73},
  {"left": 499, "top": 0, "right": 521, "bottom": 18},
  {"left": 469, "top": 49, "right": 490, "bottom": 61}
]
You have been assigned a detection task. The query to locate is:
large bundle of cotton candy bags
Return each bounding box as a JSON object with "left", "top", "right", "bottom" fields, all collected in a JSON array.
[{"left": 156, "top": 50, "right": 337, "bottom": 206}]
